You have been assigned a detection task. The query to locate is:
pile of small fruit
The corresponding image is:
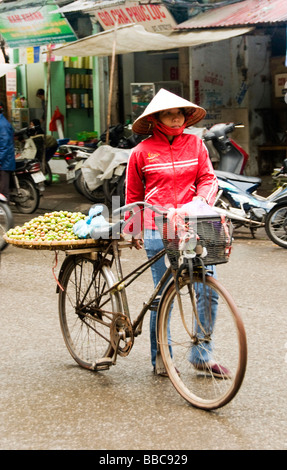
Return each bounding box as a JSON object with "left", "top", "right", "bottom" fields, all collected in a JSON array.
[{"left": 6, "top": 210, "right": 86, "bottom": 243}]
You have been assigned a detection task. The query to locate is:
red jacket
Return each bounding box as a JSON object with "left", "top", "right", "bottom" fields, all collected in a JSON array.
[{"left": 125, "top": 128, "right": 218, "bottom": 232}]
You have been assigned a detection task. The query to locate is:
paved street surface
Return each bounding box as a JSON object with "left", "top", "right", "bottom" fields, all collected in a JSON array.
[{"left": 1, "top": 179, "right": 287, "bottom": 450}]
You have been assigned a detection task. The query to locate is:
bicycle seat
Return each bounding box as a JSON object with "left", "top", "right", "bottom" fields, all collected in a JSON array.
[{"left": 90, "top": 219, "right": 124, "bottom": 240}]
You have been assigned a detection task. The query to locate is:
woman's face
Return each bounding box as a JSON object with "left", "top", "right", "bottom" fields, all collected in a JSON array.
[{"left": 158, "top": 108, "right": 185, "bottom": 128}]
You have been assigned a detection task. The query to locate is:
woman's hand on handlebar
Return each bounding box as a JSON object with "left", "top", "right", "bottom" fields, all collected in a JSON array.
[{"left": 131, "top": 236, "right": 143, "bottom": 250}]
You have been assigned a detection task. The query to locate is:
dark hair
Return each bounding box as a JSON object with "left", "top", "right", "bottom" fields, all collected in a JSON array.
[
  {"left": 0, "top": 102, "right": 3, "bottom": 113},
  {"left": 36, "top": 88, "right": 44, "bottom": 97},
  {"left": 27, "top": 118, "right": 44, "bottom": 136},
  {"left": 31, "top": 118, "right": 41, "bottom": 127}
]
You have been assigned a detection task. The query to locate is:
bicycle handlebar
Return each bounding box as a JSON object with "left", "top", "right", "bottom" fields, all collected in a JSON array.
[{"left": 113, "top": 201, "right": 166, "bottom": 217}]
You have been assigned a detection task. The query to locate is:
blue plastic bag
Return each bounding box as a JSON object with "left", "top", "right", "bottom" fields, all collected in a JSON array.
[{"left": 73, "top": 205, "right": 109, "bottom": 239}]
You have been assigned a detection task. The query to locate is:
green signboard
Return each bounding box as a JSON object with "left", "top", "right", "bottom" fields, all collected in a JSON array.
[{"left": 0, "top": 0, "right": 77, "bottom": 47}]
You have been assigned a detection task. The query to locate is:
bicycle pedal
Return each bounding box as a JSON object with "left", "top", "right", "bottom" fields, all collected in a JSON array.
[{"left": 93, "top": 357, "right": 113, "bottom": 371}]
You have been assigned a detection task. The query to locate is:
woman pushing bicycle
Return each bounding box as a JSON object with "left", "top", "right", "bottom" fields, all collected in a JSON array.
[{"left": 125, "top": 88, "right": 230, "bottom": 378}]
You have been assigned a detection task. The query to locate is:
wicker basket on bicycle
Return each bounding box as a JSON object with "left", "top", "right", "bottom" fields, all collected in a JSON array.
[{"left": 154, "top": 213, "right": 232, "bottom": 269}]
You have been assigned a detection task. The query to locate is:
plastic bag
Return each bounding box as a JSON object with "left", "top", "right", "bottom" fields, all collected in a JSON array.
[{"left": 73, "top": 205, "right": 109, "bottom": 239}]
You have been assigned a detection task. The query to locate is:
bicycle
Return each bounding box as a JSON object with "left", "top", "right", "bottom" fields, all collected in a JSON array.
[{"left": 56, "top": 202, "right": 247, "bottom": 410}]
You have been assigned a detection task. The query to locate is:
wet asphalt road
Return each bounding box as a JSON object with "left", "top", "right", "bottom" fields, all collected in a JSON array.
[{"left": 1, "top": 180, "right": 287, "bottom": 450}]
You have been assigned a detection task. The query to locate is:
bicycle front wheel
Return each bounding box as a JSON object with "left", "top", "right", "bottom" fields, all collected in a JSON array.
[
  {"left": 58, "top": 255, "right": 121, "bottom": 370},
  {"left": 158, "top": 273, "right": 247, "bottom": 410}
]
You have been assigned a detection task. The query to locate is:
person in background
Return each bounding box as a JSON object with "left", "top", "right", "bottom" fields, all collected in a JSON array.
[
  {"left": 125, "top": 88, "right": 230, "bottom": 378},
  {"left": 28, "top": 119, "right": 58, "bottom": 161},
  {"left": 0, "top": 102, "right": 15, "bottom": 201},
  {"left": 36, "top": 88, "right": 46, "bottom": 128}
]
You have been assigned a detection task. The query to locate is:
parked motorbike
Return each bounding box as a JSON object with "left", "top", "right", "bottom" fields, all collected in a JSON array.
[
  {"left": 10, "top": 158, "right": 46, "bottom": 213},
  {"left": 59, "top": 143, "right": 105, "bottom": 202},
  {"left": 187, "top": 122, "right": 248, "bottom": 175},
  {"left": 189, "top": 122, "right": 287, "bottom": 247},
  {"left": 0, "top": 193, "right": 14, "bottom": 251},
  {"left": 60, "top": 124, "right": 141, "bottom": 204},
  {"left": 215, "top": 159, "right": 287, "bottom": 246},
  {"left": 15, "top": 127, "right": 55, "bottom": 186}
]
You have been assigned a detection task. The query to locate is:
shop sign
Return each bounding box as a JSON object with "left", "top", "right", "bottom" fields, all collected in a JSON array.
[
  {"left": 274, "top": 73, "right": 287, "bottom": 98},
  {"left": 90, "top": 1, "right": 177, "bottom": 33},
  {"left": 0, "top": 0, "right": 76, "bottom": 47}
]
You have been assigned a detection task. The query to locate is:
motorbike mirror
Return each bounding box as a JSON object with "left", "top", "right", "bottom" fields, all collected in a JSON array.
[{"left": 225, "top": 123, "right": 236, "bottom": 134}]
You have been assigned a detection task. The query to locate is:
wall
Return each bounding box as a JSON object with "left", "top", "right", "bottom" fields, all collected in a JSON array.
[
  {"left": 122, "top": 53, "right": 135, "bottom": 122},
  {"left": 26, "top": 62, "right": 45, "bottom": 123},
  {"left": 122, "top": 50, "right": 180, "bottom": 123},
  {"left": 270, "top": 56, "right": 287, "bottom": 137},
  {"left": 190, "top": 34, "right": 271, "bottom": 175},
  {"left": 245, "top": 35, "right": 272, "bottom": 174}
]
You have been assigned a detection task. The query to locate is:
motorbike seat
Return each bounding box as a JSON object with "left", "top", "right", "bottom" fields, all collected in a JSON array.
[
  {"left": 15, "top": 158, "right": 28, "bottom": 171},
  {"left": 215, "top": 170, "right": 261, "bottom": 185}
]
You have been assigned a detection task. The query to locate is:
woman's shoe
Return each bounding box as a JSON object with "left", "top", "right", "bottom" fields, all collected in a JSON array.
[
  {"left": 193, "top": 361, "right": 232, "bottom": 379},
  {"left": 153, "top": 366, "right": 180, "bottom": 377},
  {"left": 153, "top": 366, "right": 168, "bottom": 377}
]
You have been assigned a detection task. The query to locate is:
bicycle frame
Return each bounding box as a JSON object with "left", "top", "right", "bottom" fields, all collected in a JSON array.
[
  {"left": 61, "top": 200, "right": 210, "bottom": 344},
  {"left": 79, "top": 239, "right": 172, "bottom": 337}
]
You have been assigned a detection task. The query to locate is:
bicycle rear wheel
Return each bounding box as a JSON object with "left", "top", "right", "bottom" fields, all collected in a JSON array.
[
  {"left": 158, "top": 273, "right": 247, "bottom": 410},
  {"left": 58, "top": 255, "right": 121, "bottom": 370}
]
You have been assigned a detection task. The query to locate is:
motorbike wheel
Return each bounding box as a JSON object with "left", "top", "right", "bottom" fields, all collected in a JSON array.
[
  {"left": 14, "top": 177, "right": 40, "bottom": 214},
  {"left": 44, "top": 162, "right": 53, "bottom": 186},
  {"left": 103, "top": 171, "right": 126, "bottom": 206},
  {"left": 116, "top": 172, "right": 126, "bottom": 206},
  {"left": 78, "top": 172, "right": 105, "bottom": 203},
  {"left": 0, "top": 202, "right": 14, "bottom": 251},
  {"left": 265, "top": 202, "right": 287, "bottom": 249},
  {"left": 73, "top": 171, "right": 85, "bottom": 196}
]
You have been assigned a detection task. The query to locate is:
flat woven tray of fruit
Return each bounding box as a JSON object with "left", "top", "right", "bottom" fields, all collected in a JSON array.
[{"left": 4, "top": 211, "right": 107, "bottom": 251}]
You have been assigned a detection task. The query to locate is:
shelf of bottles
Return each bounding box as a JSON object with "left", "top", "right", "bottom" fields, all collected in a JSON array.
[
  {"left": 64, "top": 57, "right": 93, "bottom": 110},
  {"left": 11, "top": 107, "right": 29, "bottom": 131}
]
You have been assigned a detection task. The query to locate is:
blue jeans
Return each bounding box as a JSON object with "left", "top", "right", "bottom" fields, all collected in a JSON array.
[{"left": 144, "top": 229, "right": 218, "bottom": 367}]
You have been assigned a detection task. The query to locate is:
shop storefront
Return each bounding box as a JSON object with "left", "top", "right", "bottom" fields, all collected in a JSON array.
[{"left": 0, "top": 0, "right": 99, "bottom": 141}]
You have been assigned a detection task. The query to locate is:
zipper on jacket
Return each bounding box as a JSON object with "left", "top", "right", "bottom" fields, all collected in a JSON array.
[{"left": 170, "top": 144, "right": 178, "bottom": 208}]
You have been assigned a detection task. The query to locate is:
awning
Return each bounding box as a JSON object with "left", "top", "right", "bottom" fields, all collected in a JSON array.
[
  {"left": 0, "top": 63, "right": 17, "bottom": 78},
  {"left": 52, "top": 23, "right": 253, "bottom": 57},
  {"left": 55, "top": 0, "right": 122, "bottom": 14},
  {"left": 176, "top": 0, "right": 287, "bottom": 30}
]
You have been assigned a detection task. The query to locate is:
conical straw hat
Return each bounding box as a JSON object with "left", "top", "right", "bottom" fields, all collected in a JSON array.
[{"left": 132, "top": 88, "right": 206, "bottom": 135}]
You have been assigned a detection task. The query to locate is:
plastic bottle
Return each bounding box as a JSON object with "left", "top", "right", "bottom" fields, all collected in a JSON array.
[
  {"left": 21, "top": 97, "right": 27, "bottom": 108},
  {"left": 15, "top": 95, "right": 22, "bottom": 108},
  {"left": 11, "top": 94, "right": 16, "bottom": 108}
]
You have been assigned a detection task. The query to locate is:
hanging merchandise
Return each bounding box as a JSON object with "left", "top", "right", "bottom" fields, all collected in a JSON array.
[{"left": 49, "top": 106, "right": 65, "bottom": 138}]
